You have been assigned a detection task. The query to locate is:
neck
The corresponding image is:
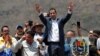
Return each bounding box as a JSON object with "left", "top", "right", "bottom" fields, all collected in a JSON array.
[
  {"left": 27, "top": 40, "right": 33, "bottom": 45},
  {"left": 51, "top": 17, "right": 56, "bottom": 20},
  {"left": 36, "top": 32, "right": 42, "bottom": 35},
  {"left": 3, "top": 34, "right": 9, "bottom": 38},
  {"left": 52, "top": 18, "right": 56, "bottom": 20}
]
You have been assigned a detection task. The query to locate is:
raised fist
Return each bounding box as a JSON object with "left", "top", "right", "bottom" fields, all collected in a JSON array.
[{"left": 35, "top": 4, "right": 42, "bottom": 13}]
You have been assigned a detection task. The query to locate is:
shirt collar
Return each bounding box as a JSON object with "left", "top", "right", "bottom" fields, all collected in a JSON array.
[{"left": 49, "top": 17, "right": 59, "bottom": 21}]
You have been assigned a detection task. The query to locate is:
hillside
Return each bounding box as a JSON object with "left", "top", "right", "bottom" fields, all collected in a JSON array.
[{"left": 0, "top": 0, "right": 100, "bottom": 36}]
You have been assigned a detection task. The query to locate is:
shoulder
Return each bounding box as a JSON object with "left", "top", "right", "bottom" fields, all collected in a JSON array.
[
  {"left": 0, "top": 37, "right": 4, "bottom": 44},
  {"left": 0, "top": 37, "right": 3, "bottom": 40},
  {"left": 22, "top": 40, "right": 28, "bottom": 47},
  {"left": 10, "top": 36, "right": 17, "bottom": 42},
  {"left": 97, "top": 38, "right": 100, "bottom": 42},
  {"left": 32, "top": 41, "right": 39, "bottom": 48},
  {"left": 22, "top": 40, "right": 27, "bottom": 44},
  {"left": 33, "top": 41, "right": 39, "bottom": 46}
]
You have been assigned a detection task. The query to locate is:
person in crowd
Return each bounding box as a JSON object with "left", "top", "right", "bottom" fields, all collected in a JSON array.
[
  {"left": 32, "top": 22, "right": 48, "bottom": 56},
  {"left": 43, "top": 12, "right": 49, "bottom": 17},
  {"left": 0, "top": 25, "right": 17, "bottom": 56},
  {"left": 35, "top": 2, "right": 73, "bottom": 56},
  {"left": 92, "top": 30, "right": 100, "bottom": 56},
  {"left": 64, "top": 30, "right": 76, "bottom": 56},
  {"left": 88, "top": 30, "right": 98, "bottom": 46},
  {"left": 15, "top": 25, "right": 24, "bottom": 40},
  {"left": 89, "top": 30, "right": 100, "bottom": 56},
  {"left": 15, "top": 25, "right": 24, "bottom": 56},
  {"left": 15, "top": 31, "right": 41, "bottom": 56},
  {"left": 23, "top": 21, "right": 28, "bottom": 32},
  {"left": 24, "top": 20, "right": 33, "bottom": 32},
  {"left": 32, "top": 22, "right": 44, "bottom": 42}
]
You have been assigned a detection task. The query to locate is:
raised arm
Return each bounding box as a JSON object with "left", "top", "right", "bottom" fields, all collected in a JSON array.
[
  {"left": 35, "top": 4, "right": 47, "bottom": 25},
  {"left": 61, "top": 2, "right": 74, "bottom": 24},
  {"left": 13, "top": 35, "right": 26, "bottom": 53}
]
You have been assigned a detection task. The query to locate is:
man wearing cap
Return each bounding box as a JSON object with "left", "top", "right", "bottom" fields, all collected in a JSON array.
[
  {"left": 35, "top": 3, "right": 73, "bottom": 56},
  {"left": 15, "top": 25, "right": 24, "bottom": 40}
]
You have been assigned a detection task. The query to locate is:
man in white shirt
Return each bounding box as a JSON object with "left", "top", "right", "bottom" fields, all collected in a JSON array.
[{"left": 15, "top": 31, "right": 40, "bottom": 56}]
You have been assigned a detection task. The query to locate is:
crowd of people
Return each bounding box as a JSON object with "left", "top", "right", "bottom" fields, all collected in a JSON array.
[{"left": 0, "top": 3, "right": 100, "bottom": 56}]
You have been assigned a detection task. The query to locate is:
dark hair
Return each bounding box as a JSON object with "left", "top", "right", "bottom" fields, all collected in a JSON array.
[
  {"left": 28, "top": 20, "right": 33, "bottom": 27},
  {"left": 1, "top": 25, "right": 9, "bottom": 32},
  {"left": 48, "top": 8, "right": 57, "bottom": 14},
  {"left": 93, "top": 30, "right": 100, "bottom": 37},
  {"left": 16, "top": 25, "right": 23, "bottom": 29},
  {"left": 31, "top": 26, "right": 35, "bottom": 33},
  {"left": 93, "top": 30, "right": 100, "bottom": 35},
  {"left": 26, "top": 30, "right": 35, "bottom": 37}
]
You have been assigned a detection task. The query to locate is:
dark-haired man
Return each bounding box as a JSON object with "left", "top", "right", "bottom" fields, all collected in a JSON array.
[
  {"left": 0, "top": 25, "right": 17, "bottom": 56},
  {"left": 15, "top": 31, "right": 40, "bottom": 56},
  {"left": 35, "top": 3, "right": 73, "bottom": 56},
  {"left": 24, "top": 20, "right": 33, "bottom": 32}
]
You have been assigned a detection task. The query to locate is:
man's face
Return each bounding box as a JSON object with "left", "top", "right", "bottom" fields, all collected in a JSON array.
[
  {"left": 2, "top": 27, "right": 9, "bottom": 35},
  {"left": 35, "top": 26, "right": 43, "bottom": 33},
  {"left": 17, "top": 28, "right": 24, "bottom": 34},
  {"left": 49, "top": 9, "right": 57, "bottom": 19},
  {"left": 25, "top": 34, "right": 33, "bottom": 44}
]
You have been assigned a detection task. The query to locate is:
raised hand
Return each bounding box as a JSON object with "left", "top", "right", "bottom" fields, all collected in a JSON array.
[
  {"left": 5, "top": 35, "right": 12, "bottom": 45},
  {"left": 21, "top": 35, "right": 26, "bottom": 40},
  {"left": 68, "top": 2, "right": 74, "bottom": 11},
  {"left": 35, "top": 4, "right": 42, "bottom": 13}
]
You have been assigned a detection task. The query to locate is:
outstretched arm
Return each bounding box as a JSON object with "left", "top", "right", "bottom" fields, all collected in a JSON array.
[
  {"left": 35, "top": 4, "right": 42, "bottom": 13},
  {"left": 35, "top": 4, "right": 47, "bottom": 25}
]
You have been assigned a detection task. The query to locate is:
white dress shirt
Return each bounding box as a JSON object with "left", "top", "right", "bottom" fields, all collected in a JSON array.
[{"left": 48, "top": 19, "right": 59, "bottom": 42}]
